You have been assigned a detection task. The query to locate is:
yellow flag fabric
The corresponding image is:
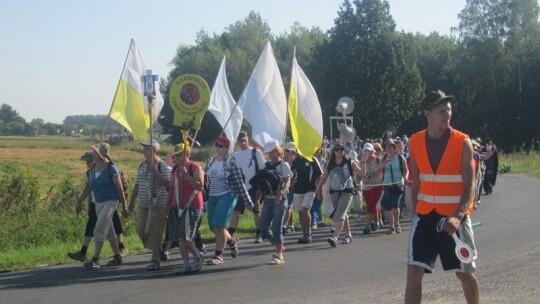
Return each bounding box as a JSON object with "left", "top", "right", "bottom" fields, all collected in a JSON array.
[
  {"left": 109, "top": 39, "right": 163, "bottom": 141},
  {"left": 288, "top": 56, "right": 323, "bottom": 161}
]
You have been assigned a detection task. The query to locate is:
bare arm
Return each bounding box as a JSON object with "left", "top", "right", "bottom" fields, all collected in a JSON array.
[
  {"left": 410, "top": 156, "right": 420, "bottom": 214},
  {"left": 112, "top": 174, "right": 129, "bottom": 217},
  {"left": 401, "top": 156, "right": 409, "bottom": 183},
  {"left": 443, "top": 139, "right": 475, "bottom": 235},
  {"left": 75, "top": 180, "right": 92, "bottom": 214},
  {"left": 128, "top": 183, "right": 139, "bottom": 212}
]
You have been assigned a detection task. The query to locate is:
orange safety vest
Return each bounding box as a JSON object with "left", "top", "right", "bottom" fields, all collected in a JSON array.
[{"left": 410, "top": 129, "right": 474, "bottom": 216}]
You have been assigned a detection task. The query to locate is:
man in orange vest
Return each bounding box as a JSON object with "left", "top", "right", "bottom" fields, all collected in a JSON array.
[{"left": 405, "top": 90, "right": 479, "bottom": 304}]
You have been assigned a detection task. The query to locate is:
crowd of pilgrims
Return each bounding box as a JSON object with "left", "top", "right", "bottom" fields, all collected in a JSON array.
[{"left": 68, "top": 132, "right": 498, "bottom": 274}]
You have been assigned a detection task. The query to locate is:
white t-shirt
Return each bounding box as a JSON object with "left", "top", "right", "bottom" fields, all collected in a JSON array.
[
  {"left": 234, "top": 147, "right": 266, "bottom": 190},
  {"left": 207, "top": 160, "right": 229, "bottom": 196}
]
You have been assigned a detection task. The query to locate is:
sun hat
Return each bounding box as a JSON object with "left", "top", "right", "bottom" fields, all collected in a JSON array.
[
  {"left": 171, "top": 143, "right": 191, "bottom": 156},
  {"left": 283, "top": 141, "right": 297, "bottom": 152},
  {"left": 215, "top": 136, "right": 231, "bottom": 148},
  {"left": 140, "top": 139, "right": 160, "bottom": 151},
  {"left": 263, "top": 139, "right": 280, "bottom": 153},
  {"left": 384, "top": 138, "right": 397, "bottom": 148},
  {"left": 362, "top": 143, "right": 375, "bottom": 152},
  {"left": 90, "top": 142, "right": 110, "bottom": 160},
  {"left": 422, "top": 89, "right": 455, "bottom": 110}
]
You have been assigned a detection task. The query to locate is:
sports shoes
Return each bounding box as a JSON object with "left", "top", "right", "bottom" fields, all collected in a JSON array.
[
  {"left": 67, "top": 251, "right": 86, "bottom": 262},
  {"left": 119, "top": 247, "right": 128, "bottom": 257},
  {"left": 341, "top": 235, "right": 353, "bottom": 244},
  {"left": 285, "top": 226, "right": 295, "bottom": 234},
  {"left": 269, "top": 255, "right": 285, "bottom": 265},
  {"left": 311, "top": 224, "right": 318, "bottom": 230},
  {"left": 255, "top": 233, "right": 263, "bottom": 244},
  {"left": 363, "top": 225, "right": 371, "bottom": 235},
  {"left": 298, "top": 235, "right": 312, "bottom": 244},
  {"left": 371, "top": 223, "right": 379, "bottom": 231},
  {"left": 83, "top": 257, "right": 100, "bottom": 269},
  {"left": 106, "top": 255, "right": 123, "bottom": 266},
  {"left": 327, "top": 237, "right": 337, "bottom": 247},
  {"left": 395, "top": 225, "right": 402, "bottom": 233},
  {"left": 386, "top": 228, "right": 396, "bottom": 235}
]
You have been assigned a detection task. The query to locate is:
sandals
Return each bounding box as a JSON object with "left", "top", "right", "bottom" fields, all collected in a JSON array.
[
  {"left": 341, "top": 235, "right": 353, "bottom": 244},
  {"left": 395, "top": 225, "right": 402, "bottom": 233},
  {"left": 174, "top": 265, "right": 192, "bottom": 275},
  {"left": 191, "top": 255, "right": 204, "bottom": 272},
  {"left": 229, "top": 238, "right": 239, "bottom": 258},
  {"left": 146, "top": 261, "right": 160, "bottom": 271},
  {"left": 206, "top": 255, "right": 224, "bottom": 265}
]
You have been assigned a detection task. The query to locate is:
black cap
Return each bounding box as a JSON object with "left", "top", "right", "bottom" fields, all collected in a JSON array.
[{"left": 422, "top": 89, "right": 455, "bottom": 110}]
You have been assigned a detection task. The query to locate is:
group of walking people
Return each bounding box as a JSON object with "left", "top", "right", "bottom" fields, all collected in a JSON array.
[{"left": 69, "top": 88, "right": 495, "bottom": 304}]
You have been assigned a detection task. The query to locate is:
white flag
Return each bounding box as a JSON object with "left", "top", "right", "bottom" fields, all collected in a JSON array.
[
  {"left": 237, "top": 41, "right": 287, "bottom": 146},
  {"left": 208, "top": 56, "right": 243, "bottom": 153}
]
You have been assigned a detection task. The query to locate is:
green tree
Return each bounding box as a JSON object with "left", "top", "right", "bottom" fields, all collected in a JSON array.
[{"left": 311, "top": 0, "right": 424, "bottom": 139}]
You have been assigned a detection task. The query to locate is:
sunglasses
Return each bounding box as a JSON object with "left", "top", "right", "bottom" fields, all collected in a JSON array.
[{"left": 214, "top": 143, "right": 224, "bottom": 148}]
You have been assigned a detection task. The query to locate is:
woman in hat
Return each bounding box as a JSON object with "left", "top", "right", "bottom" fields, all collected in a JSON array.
[
  {"left": 69, "top": 152, "right": 127, "bottom": 262},
  {"left": 257, "top": 139, "right": 293, "bottom": 264},
  {"left": 164, "top": 142, "right": 205, "bottom": 274},
  {"left": 75, "top": 142, "right": 129, "bottom": 269},
  {"left": 205, "top": 136, "right": 253, "bottom": 265},
  {"left": 359, "top": 143, "right": 384, "bottom": 234},
  {"left": 316, "top": 142, "right": 362, "bottom": 247},
  {"left": 378, "top": 138, "right": 408, "bottom": 234},
  {"left": 128, "top": 139, "right": 171, "bottom": 271}
]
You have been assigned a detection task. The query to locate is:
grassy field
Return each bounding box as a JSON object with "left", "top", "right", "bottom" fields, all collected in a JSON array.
[
  {"left": 1, "top": 135, "right": 538, "bottom": 272},
  {"left": 0, "top": 136, "right": 306, "bottom": 272}
]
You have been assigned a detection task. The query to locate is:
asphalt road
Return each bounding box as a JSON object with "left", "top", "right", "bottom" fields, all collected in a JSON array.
[{"left": 1, "top": 174, "right": 539, "bottom": 304}]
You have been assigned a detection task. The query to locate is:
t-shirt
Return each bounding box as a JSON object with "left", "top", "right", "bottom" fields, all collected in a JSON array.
[
  {"left": 169, "top": 162, "right": 204, "bottom": 209},
  {"left": 91, "top": 163, "right": 120, "bottom": 203},
  {"left": 291, "top": 156, "right": 322, "bottom": 194},
  {"left": 362, "top": 157, "right": 382, "bottom": 190},
  {"left": 136, "top": 160, "right": 171, "bottom": 207},
  {"left": 207, "top": 160, "right": 229, "bottom": 196},
  {"left": 267, "top": 161, "right": 293, "bottom": 197},
  {"left": 383, "top": 155, "right": 404, "bottom": 185},
  {"left": 234, "top": 147, "right": 266, "bottom": 190}
]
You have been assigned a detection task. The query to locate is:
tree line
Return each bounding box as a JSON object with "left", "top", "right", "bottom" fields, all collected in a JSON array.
[{"left": 158, "top": 0, "right": 540, "bottom": 151}]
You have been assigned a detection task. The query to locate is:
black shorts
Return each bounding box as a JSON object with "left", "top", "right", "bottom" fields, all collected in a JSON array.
[
  {"left": 234, "top": 188, "right": 260, "bottom": 214},
  {"left": 408, "top": 211, "right": 477, "bottom": 273}
]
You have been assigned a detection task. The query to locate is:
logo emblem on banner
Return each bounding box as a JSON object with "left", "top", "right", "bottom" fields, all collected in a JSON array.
[{"left": 169, "top": 74, "right": 210, "bottom": 129}]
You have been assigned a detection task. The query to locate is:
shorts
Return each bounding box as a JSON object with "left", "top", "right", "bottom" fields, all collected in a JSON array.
[
  {"left": 167, "top": 207, "right": 203, "bottom": 242},
  {"left": 234, "top": 188, "right": 260, "bottom": 214},
  {"left": 362, "top": 186, "right": 383, "bottom": 214},
  {"left": 207, "top": 193, "right": 237, "bottom": 231},
  {"left": 381, "top": 185, "right": 401, "bottom": 211},
  {"left": 408, "top": 211, "right": 477, "bottom": 273},
  {"left": 292, "top": 192, "right": 315, "bottom": 212}
]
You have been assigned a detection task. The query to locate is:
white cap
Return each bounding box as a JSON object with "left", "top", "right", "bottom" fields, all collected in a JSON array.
[
  {"left": 283, "top": 141, "right": 297, "bottom": 151},
  {"left": 362, "top": 143, "right": 375, "bottom": 152},
  {"left": 140, "top": 139, "right": 160, "bottom": 151},
  {"left": 263, "top": 139, "right": 280, "bottom": 153}
]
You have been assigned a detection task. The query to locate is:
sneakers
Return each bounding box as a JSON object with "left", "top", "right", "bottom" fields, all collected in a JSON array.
[
  {"left": 386, "top": 228, "right": 396, "bottom": 235},
  {"left": 83, "top": 257, "right": 100, "bottom": 269},
  {"left": 298, "top": 235, "right": 312, "bottom": 244},
  {"left": 327, "top": 237, "right": 337, "bottom": 247},
  {"left": 119, "top": 247, "right": 129, "bottom": 257},
  {"left": 371, "top": 222, "right": 379, "bottom": 232},
  {"left": 255, "top": 233, "right": 263, "bottom": 244},
  {"left": 160, "top": 250, "right": 170, "bottom": 261},
  {"left": 106, "top": 255, "right": 123, "bottom": 266},
  {"left": 269, "top": 255, "right": 285, "bottom": 265},
  {"left": 311, "top": 224, "right": 318, "bottom": 230},
  {"left": 395, "top": 225, "right": 402, "bottom": 233},
  {"left": 67, "top": 251, "right": 86, "bottom": 262},
  {"left": 363, "top": 225, "right": 371, "bottom": 235},
  {"left": 341, "top": 235, "right": 353, "bottom": 244},
  {"left": 198, "top": 245, "right": 207, "bottom": 255}
]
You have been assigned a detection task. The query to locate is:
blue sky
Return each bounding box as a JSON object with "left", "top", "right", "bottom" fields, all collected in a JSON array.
[{"left": 0, "top": 0, "right": 465, "bottom": 124}]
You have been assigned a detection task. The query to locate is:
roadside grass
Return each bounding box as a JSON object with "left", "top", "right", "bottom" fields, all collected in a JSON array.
[{"left": 499, "top": 150, "right": 540, "bottom": 178}]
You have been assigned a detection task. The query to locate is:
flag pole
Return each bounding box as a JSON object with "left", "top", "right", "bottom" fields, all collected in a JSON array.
[
  {"left": 283, "top": 46, "right": 296, "bottom": 145},
  {"left": 144, "top": 93, "right": 155, "bottom": 234},
  {"left": 101, "top": 39, "right": 135, "bottom": 142}
]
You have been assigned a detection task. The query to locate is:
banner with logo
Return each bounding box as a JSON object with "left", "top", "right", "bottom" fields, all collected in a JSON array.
[{"left": 169, "top": 74, "right": 210, "bottom": 129}]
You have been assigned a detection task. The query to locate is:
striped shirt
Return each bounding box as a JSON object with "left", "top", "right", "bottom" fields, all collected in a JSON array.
[{"left": 136, "top": 160, "right": 171, "bottom": 208}]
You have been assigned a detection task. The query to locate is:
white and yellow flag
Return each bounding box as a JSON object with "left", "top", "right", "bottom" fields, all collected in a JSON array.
[
  {"left": 288, "top": 55, "right": 323, "bottom": 161},
  {"left": 109, "top": 39, "right": 164, "bottom": 141}
]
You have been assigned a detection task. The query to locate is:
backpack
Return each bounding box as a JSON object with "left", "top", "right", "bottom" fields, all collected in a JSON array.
[
  {"left": 248, "top": 147, "right": 261, "bottom": 173},
  {"left": 249, "top": 161, "right": 284, "bottom": 196},
  {"left": 329, "top": 159, "right": 353, "bottom": 191}
]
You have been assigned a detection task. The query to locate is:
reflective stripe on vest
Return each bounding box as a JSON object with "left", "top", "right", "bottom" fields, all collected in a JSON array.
[
  {"left": 419, "top": 174, "right": 462, "bottom": 183},
  {"left": 417, "top": 193, "right": 461, "bottom": 204}
]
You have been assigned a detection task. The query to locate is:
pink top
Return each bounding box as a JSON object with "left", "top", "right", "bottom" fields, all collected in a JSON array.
[{"left": 169, "top": 162, "right": 203, "bottom": 209}]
